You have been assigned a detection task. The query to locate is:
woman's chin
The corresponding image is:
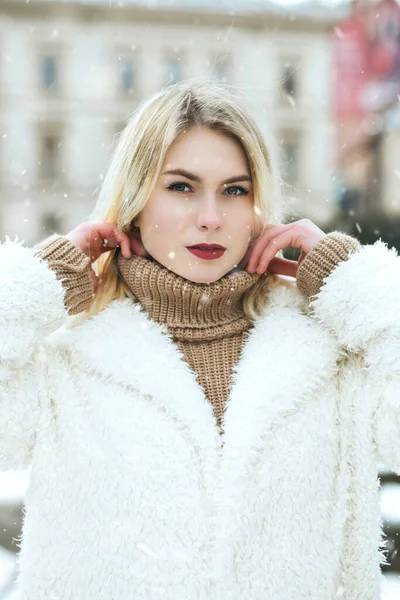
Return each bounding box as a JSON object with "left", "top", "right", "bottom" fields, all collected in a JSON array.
[
  {"left": 148, "top": 251, "right": 244, "bottom": 282},
  {"left": 169, "top": 264, "right": 238, "bottom": 283}
]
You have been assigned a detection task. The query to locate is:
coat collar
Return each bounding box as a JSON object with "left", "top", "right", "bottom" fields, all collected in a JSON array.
[{"left": 52, "top": 275, "right": 341, "bottom": 478}]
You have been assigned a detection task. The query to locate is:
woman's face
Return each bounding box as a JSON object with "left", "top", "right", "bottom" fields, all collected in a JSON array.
[{"left": 135, "top": 125, "right": 255, "bottom": 283}]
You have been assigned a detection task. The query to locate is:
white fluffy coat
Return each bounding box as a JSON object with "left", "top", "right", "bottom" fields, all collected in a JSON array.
[{"left": 1, "top": 238, "right": 400, "bottom": 600}]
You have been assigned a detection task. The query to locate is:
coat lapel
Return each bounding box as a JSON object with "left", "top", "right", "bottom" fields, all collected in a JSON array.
[
  {"left": 52, "top": 277, "right": 341, "bottom": 478},
  {"left": 53, "top": 299, "right": 222, "bottom": 464},
  {"left": 207, "top": 280, "right": 342, "bottom": 579},
  {"left": 219, "top": 282, "right": 341, "bottom": 477}
]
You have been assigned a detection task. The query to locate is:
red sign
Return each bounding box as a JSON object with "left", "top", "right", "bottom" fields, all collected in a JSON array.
[
  {"left": 333, "top": 0, "right": 400, "bottom": 117},
  {"left": 333, "top": 16, "right": 369, "bottom": 117}
]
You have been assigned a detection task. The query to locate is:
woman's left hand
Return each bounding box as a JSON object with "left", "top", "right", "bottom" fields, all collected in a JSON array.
[{"left": 245, "top": 219, "right": 327, "bottom": 277}]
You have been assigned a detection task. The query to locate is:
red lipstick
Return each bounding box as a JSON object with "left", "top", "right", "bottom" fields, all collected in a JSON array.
[{"left": 186, "top": 243, "right": 226, "bottom": 261}]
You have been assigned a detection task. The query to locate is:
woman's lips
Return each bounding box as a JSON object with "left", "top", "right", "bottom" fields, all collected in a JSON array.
[{"left": 187, "top": 247, "right": 226, "bottom": 260}]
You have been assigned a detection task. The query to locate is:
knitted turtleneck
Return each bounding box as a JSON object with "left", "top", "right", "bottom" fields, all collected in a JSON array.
[
  {"left": 32, "top": 230, "right": 361, "bottom": 432},
  {"left": 117, "top": 253, "right": 261, "bottom": 430}
]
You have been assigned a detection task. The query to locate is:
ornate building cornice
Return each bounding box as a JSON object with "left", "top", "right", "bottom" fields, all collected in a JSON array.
[{"left": 0, "top": 0, "right": 342, "bottom": 33}]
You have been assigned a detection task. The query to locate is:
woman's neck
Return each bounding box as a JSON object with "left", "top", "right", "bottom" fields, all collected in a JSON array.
[{"left": 116, "top": 253, "right": 262, "bottom": 342}]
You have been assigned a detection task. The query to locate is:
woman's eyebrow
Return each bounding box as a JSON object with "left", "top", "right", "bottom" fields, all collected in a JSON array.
[{"left": 162, "top": 168, "right": 252, "bottom": 185}]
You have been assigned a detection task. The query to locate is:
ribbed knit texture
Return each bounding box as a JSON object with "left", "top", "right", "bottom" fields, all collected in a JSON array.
[
  {"left": 31, "top": 230, "right": 361, "bottom": 430},
  {"left": 32, "top": 233, "right": 93, "bottom": 315},
  {"left": 296, "top": 231, "right": 361, "bottom": 298},
  {"left": 117, "top": 253, "right": 261, "bottom": 430}
]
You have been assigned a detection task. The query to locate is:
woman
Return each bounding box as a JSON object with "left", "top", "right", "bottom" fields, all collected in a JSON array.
[{"left": 0, "top": 80, "right": 398, "bottom": 600}]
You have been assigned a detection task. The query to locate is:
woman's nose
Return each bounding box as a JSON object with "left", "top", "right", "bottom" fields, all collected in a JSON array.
[{"left": 196, "top": 197, "right": 223, "bottom": 231}]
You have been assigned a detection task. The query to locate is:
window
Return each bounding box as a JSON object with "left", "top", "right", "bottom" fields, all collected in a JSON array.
[
  {"left": 280, "top": 56, "right": 300, "bottom": 100},
  {"left": 165, "top": 54, "right": 182, "bottom": 85},
  {"left": 39, "top": 129, "right": 63, "bottom": 181},
  {"left": 42, "top": 55, "right": 57, "bottom": 90},
  {"left": 279, "top": 131, "right": 300, "bottom": 184},
  {"left": 118, "top": 56, "right": 136, "bottom": 93}
]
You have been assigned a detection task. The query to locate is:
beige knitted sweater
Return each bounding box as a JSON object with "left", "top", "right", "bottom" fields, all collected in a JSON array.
[{"left": 33, "top": 231, "right": 360, "bottom": 430}]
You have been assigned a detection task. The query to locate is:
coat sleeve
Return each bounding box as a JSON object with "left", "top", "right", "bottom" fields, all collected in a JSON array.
[
  {"left": 299, "top": 232, "right": 400, "bottom": 474},
  {"left": 0, "top": 237, "right": 90, "bottom": 470}
]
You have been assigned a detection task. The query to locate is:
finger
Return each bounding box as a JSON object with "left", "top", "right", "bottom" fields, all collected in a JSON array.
[
  {"left": 95, "top": 222, "right": 121, "bottom": 244},
  {"left": 298, "top": 250, "right": 307, "bottom": 267},
  {"left": 98, "top": 224, "right": 131, "bottom": 259},
  {"left": 88, "top": 267, "right": 99, "bottom": 293},
  {"left": 130, "top": 235, "right": 148, "bottom": 258},
  {"left": 255, "top": 229, "right": 300, "bottom": 274},
  {"left": 266, "top": 256, "right": 298, "bottom": 277},
  {"left": 105, "top": 225, "right": 131, "bottom": 258},
  {"left": 88, "top": 223, "right": 118, "bottom": 258},
  {"left": 112, "top": 227, "right": 132, "bottom": 259},
  {"left": 246, "top": 223, "right": 297, "bottom": 273}
]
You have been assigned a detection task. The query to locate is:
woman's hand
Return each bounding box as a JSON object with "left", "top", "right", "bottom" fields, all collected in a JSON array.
[
  {"left": 246, "top": 219, "right": 327, "bottom": 277},
  {"left": 65, "top": 222, "right": 147, "bottom": 291}
]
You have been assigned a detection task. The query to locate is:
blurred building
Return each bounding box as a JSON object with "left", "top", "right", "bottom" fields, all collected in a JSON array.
[
  {"left": 0, "top": 0, "right": 345, "bottom": 245},
  {"left": 333, "top": 0, "right": 400, "bottom": 223}
]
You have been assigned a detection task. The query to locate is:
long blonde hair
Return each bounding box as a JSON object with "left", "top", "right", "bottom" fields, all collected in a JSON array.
[{"left": 79, "top": 79, "right": 286, "bottom": 323}]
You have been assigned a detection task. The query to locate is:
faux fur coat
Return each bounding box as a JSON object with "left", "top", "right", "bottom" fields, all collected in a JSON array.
[{"left": 1, "top": 237, "right": 399, "bottom": 599}]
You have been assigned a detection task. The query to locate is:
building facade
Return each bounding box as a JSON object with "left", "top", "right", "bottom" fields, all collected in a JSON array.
[{"left": 0, "top": 0, "right": 342, "bottom": 245}]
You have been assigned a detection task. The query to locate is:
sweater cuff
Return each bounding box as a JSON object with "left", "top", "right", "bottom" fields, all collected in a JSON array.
[
  {"left": 296, "top": 231, "right": 361, "bottom": 299},
  {"left": 32, "top": 233, "right": 93, "bottom": 315}
]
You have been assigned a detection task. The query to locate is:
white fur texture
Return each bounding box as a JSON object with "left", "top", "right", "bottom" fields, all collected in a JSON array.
[{"left": 0, "top": 238, "right": 399, "bottom": 599}]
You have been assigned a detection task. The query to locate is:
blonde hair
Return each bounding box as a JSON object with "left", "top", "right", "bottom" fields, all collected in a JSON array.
[{"left": 77, "top": 79, "right": 286, "bottom": 324}]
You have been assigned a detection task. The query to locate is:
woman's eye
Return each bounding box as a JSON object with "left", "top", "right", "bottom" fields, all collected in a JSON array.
[
  {"left": 168, "top": 182, "right": 191, "bottom": 193},
  {"left": 167, "top": 182, "right": 249, "bottom": 196},
  {"left": 224, "top": 185, "right": 249, "bottom": 196}
]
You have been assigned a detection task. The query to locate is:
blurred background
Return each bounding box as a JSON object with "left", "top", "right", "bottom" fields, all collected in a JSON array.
[{"left": 0, "top": 0, "right": 400, "bottom": 597}]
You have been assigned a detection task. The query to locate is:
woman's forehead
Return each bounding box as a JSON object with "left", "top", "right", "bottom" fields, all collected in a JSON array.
[{"left": 162, "top": 127, "right": 251, "bottom": 178}]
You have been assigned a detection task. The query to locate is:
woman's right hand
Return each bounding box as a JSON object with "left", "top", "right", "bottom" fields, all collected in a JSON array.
[{"left": 65, "top": 222, "right": 147, "bottom": 292}]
